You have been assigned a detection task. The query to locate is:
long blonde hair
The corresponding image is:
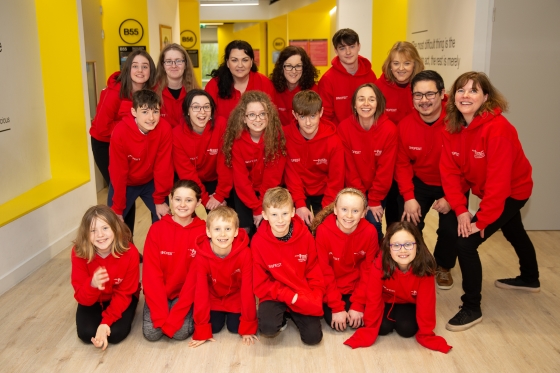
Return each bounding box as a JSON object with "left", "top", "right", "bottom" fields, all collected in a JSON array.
[
  {"left": 155, "top": 43, "right": 199, "bottom": 95},
  {"left": 381, "top": 41, "right": 424, "bottom": 84},
  {"left": 311, "top": 188, "right": 367, "bottom": 234}
]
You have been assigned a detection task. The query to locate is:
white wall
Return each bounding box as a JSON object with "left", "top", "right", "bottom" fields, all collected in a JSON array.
[
  {"left": 147, "top": 0, "right": 181, "bottom": 62},
  {"left": 336, "top": 0, "right": 372, "bottom": 61},
  {"left": 199, "top": 0, "right": 319, "bottom": 21}
]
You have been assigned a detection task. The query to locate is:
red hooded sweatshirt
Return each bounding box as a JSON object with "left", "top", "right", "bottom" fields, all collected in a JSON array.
[
  {"left": 337, "top": 114, "right": 398, "bottom": 207},
  {"left": 160, "top": 86, "right": 186, "bottom": 129},
  {"left": 374, "top": 73, "right": 414, "bottom": 125},
  {"left": 192, "top": 229, "right": 257, "bottom": 340},
  {"left": 344, "top": 255, "right": 452, "bottom": 353},
  {"left": 71, "top": 244, "right": 141, "bottom": 327},
  {"left": 109, "top": 113, "right": 174, "bottom": 215},
  {"left": 283, "top": 120, "right": 344, "bottom": 209},
  {"left": 440, "top": 109, "right": 533, "bottom": 230},
  {"left": 273, "top": 83, "right": 320, "bottom": 127},
  {"left": 318, "top": 56, "right": 377, "bottom": 125},
  {"left": 172, "top": 116, "right": 232, "bottom": 205},
  {"left": 252, "top": 216, "right": 325, "bottom": 316},
  {"left": 205, "top": 71, "right": 276, "bottom": 120},
  {"left": 90, "top": 71, "right": 133, "bottom": 142},
  {"left": 142, "top": 214, "right": 206, "bottom": 337},
  {"left": 316, "top": 215, "right": 379, "bottom": 313},
  {"left": 231, "top": 131, "right": 287, "bottom": 216}
]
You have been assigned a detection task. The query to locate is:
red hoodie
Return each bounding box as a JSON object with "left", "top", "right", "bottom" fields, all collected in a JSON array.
[
  {"left": 172, "top": 116, "right": 232, "bottom": 205},
  {"left": 440, "top": 109, "right": 533, "bottom": 230},
  {"left": 273, "top": 84, "right": 320, "bottom": 127},
  {"left": 90, "top": 71, "right": 133, "bottom": 142},
  {"left": 252, "top": 216, "right": 325, "bottom": 316},
  {"left": 109, "top": 113, "right": 174, "bottom": 215},
  {"left": 231, "top": 131, "right": 287, "bottom": 216},
  {"left": 71, "top": 244, "right": 141, "bottom": 327},
  {"left": 192, "top": 229, "right": 257, "bottom": 340},
  {"left": 160, "top": 86, "right": 186, "bottom": 129},
  {"left": 142, "top": 214, "right": 206, "bottom": 337},
  {"left": 205, "top": 71, "right": 276, "bottom": 120},
  {"left": 318, "top": 56, "right": 377, "bottom": 125},
  {"left": 344, "top": 255, "right": 451, "bottom": 353},
  {"left": 337, "top": 114, "right": 398, "bottom": 207},
  {"left": 283, "top": 120, "right": 344, "bottom": 209},
  {"left": 375, "top": 73, "right": 414, "bottom": 125},
  {"left": 315, "top": 215, "right": 378, "bottom": 313}
]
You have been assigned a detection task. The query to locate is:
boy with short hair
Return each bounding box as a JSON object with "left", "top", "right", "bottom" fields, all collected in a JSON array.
[
  {"left": 108, "top": 89, "right": 173, "bottom": 231},
  {"left": 190, "top": 207, "right": 258, "bottom": 347},
  {"left": 284, "top": 90, "right": 344, "bottom": 225},
  {"left": 318, "top": 28, "right": 377, "bottom": 125},
  {"left": 252, "top": 187, "right": 325, "bottom": 345}
]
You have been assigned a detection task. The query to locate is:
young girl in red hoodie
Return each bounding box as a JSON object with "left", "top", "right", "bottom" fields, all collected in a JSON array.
[
  {"left": 71, "top": 205, "right": 140, "bottom": 351},
  {"left": 189, "top": 207, "right": 258, "bottom": 348},
  {"left": 142, "top": 180, "right": 206, "bottom": 341},
  {"left": 344, "top": 221, "right": 452, "bottom": 353},
  {"left": 311, "top": 188, "right": 378, "bottom": 331},
  {"left": 173, "top": 89, "right": 231, "bottom": 211},
  {"left": 222, "top": 90, "right": 287, "bottom": 234}
]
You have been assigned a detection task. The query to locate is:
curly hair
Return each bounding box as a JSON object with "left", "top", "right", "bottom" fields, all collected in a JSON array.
[
  {"left": 155, "top": 43, "right": 199, "bottom": 96},
  {"left": 445, "top": 71, "right": 508, "bottom": 134},
  {"left": 270, "top": 46, "right": 319, "bottom": 93},
  {"left": 381, "top": 221, "right": 436, "bottom": 279},
  {"left": 222, "top": 91, "right": 286, "bottom": 167},
  {"left": 211, "top": 40, "right": 258, "bottom": 99},
  {"left": 311, "top": 188, "right": 367, "bottom": 234},
  {"left": 118, "top": 50, "right": 157, "bottom": 99},
  {"left": 381, "top": 41, "right": 424, "bottom": 84},
  {"left": 182, "top": 89, "right": 216, "bottom": 132}
]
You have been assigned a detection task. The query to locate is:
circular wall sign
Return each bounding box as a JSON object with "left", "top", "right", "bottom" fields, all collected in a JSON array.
[
  {"left": 180, "top": 30, "right": 197, "bottom": 49},
  {"left": 273, "top": 38, "right": 286, "bottom": 51},
  {"left": 119, "top": 19, "right": 144, "bottom": 44}
]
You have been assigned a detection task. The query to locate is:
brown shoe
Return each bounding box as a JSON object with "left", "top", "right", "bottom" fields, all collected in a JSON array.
[{"left": 436, "top": 266, "right": 453, "bottom": 290}]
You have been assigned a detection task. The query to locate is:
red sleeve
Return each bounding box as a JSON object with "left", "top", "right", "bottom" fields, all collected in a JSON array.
[
  {"left": 318, "top": 75, "right": 337, "bottom": 125},
  {"left": 142, "top": 226, "right": 170, "bottom": 328},
  {"left": 192, "top": 257, "right": 213, "bottom": 341},
  {"left": 152, "top": 122, "right": 174, "bottom": 205},
  {"left": 395, "top": 126, "right": 416, "bottom": 201},
  {"left": 368, "top": 125, "right": 398, "bottom": 206},
  {"left": 256, "top": 155, "right": 287, "bottom": 215},
  {"left": 108, "top": 126, "right": 129, "bottom": 215},
  {"left": 284, "top": 148, "right": 307, "bottom": 209},
  {"left": 172, "top": 128, "right": 208, "bottom": 204},
  {"left": 440, "top": 133, "right": 469, "bottom": 216},
  {"left": 349, "top": 229, "right": 378, "bottom": 312},
  {"left": 162, "top": 259, "right": 196, "bottom": 338},
  {"left": 214, "top": 149, "right": 233, "bottom": 203},
  {"left": 71, "top": 249, "right": 101, "bottom": 306},
  {"left": 415, "top": 276, "right": 452, "bottom": 353},
  {"left": 92, "top": 88, "right": 121, "bottom": 139},
  {"left": 315, "top": 229, "right": 346, "bottom": 313},
  {"left": 232, "top": 141, "right": 262, "bottom": 215},
  {"left": 323, "top": 136, "right": 345, "bottom": 207},
  {"left": 238, "top": 250, "right": 258, "bottom": 336},
  {"left": 339, "top": 126, "right": 366, "bottom": 193},
  {"left": 101, "top": 246, "right": 140, "bottom": 326}
]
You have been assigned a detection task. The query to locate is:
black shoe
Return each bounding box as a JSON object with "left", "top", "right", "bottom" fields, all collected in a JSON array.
[
  {"left": 446, "top": 307, "right": 483, "bottom": 332},
  {"left": 495, "top": 277, "right": 540, "bottom": 293}
]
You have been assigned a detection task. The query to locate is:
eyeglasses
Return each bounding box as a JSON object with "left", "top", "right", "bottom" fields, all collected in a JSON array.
[
  {"left": 164, "top": 59, "right": 186, "bottom": 66},
  {"left": 283, "top": 64, "right": 303, "bottom": 71},
  {"left": 245, "top": 112, "right": 268, "bottom": 121},
  {"left": 389, "top": 242, "right": 416, "bottom": 251},
  {"left": 190, "top": 105, "right": 211, "bottom": 112},
  {"left": 412, "top": 91, "right": 439, "bottom": 100}
]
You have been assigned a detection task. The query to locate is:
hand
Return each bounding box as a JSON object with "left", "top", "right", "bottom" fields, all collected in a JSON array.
[
  {"left": 470, "top": 222, "right": 484, "bottom": 238},
  {"left": 253, "top": 215, "right": 263, "bottom": 227},
  {"left": 331, "top": 311, "right": 348, "bottom": 331},
  {"left": 205, "top": 195, "right": 222, "bottom": 211},
  {"left": 116, "top": 214, "right": 124, "bottom": 223},
  {"left": 292, "top": 293, "right": 298, "bottom": 304},
  {"left": 457, "top": 211, "right": 473, "bottom": 238},
  {"left": 188, "top": 337, "right": 216, "bottom": 348},
  {"left": 401, "top": 199, "right": 421, "bottom": 225},
  {"left": 296, "top": 207, "right": 314, "bottom": 226},
  {"left": 241, "top": 334, "right": 259, "bottom": 345},
  {"left": 432, "top": 198, "right": 451, "bottom": 214},
  {"left": 347, "top": 310, "right": 364, "bottom": 329},
  {"left": 220, "top": 199, "right": 227, "bottom": 207},
  {"left": 91, "top": 267, "right": 109, "bottom": 290},
  {"left": 368, "top": 206, "right": 384, "bottom": 223},
  {"left": 155, "top": 203, "right": 170, "bottom": 220},
  {"left": 91, "top": 324, "right": 110, "bottom": 350}
]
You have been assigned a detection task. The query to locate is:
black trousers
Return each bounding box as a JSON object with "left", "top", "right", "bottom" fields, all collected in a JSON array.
[
  {"left": 210, "top": 311, "right": 241, "bottom": 334},
  {"left": 258, "top": 300, "right": 322, "bottom": 345},
  {"left": 397, "top": 177, "right": 460, "bottom": 269},
  {"left": 457, "top": 197, "right": 539, "bottom": 311},
  {"left": 322, "top": 293, "right": 351, "bottom": 328},
  {"left": 378, "top": 302, "right": 418, "bottom": 338},
  {"left": 76, "top": 296, "right": 139, "bottom": 345},
  {"left": 384, "top": 180, "right": 401, "bottom": 229},
  {"left": 306, "top": 195, "right": 324, "bottom": 215}
]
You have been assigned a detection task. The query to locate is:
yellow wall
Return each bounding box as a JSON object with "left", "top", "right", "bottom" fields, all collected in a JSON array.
[
  {"left": 217, "top": 23, "right": 267, "bottom": 74},
  {"left": 217, "top": 23, "right": 235, "bottom": 67},
  {"left": 371, "top": 0, "right": 408, "bottom": 74},
  {"left": 267, "top": 14, "right": 288, "bottom": 76},
  {"left": 179, "top": 0, "right": 202, "bottom": 87}
]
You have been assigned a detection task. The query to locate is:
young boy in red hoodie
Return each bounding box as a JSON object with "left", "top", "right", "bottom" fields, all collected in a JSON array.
[
  {"left": 108, "top": 89, "right": 173, "bottom": 232},
  {"left": 318, "top": 29, "right": 377, "bottom": 125},
  {"left": 284, "top": 90, "right": 344, "bottom": 226},
  {"left": 252, "top": 187, "right": 325, "bottom": 345},
  {"left": 189, "top": 207, "right": 258, "bottom": 348}
]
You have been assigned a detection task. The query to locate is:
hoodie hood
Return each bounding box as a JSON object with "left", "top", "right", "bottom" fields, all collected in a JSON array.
[
  {"left": 461, "top": 107, "right": 503, "bottom": 132},
  {"left": 107, "top": 71, "right": 121, "bottom": 92},
  {"left": 331, "top": 55, "right": 373, "bottom": 78},
  {"left": 195, "top": 227, "right": 250, "bottom": 260},
  {"left": 284, "top": 119, "right": 337, "bottom": 145},
  {"left": 257, "top": 215, "right": 307, "bottom": 244}
]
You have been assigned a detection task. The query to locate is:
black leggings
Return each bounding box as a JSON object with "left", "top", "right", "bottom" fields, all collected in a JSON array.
[
  {"left": 210, "top": 311, "right": 241, "bottom": 334},
  {"left": 258, "top": 300, "right": 322, "bottom": 345},
  {"left": 76, "top": 296, "right": 139, "bottom": 345},
  {"left": 378, "top": 302, "right": 418, "bottom": 338}
]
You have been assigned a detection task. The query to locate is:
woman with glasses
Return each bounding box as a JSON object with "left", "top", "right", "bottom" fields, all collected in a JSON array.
[
  {"left": 441, "top": 72, "right": 540, "bottom": 332},
  {"left": 205, "top": 40, "right": 275, "bottom": 121},
  {"left": 270, "top": 46, "right": 320, "bottom": 126},
  {"left": 173, "top": 89, "right": 231, "bottom": 211},
  {"left": 155, "top": 43, "right": 199, "bottom": 129}
]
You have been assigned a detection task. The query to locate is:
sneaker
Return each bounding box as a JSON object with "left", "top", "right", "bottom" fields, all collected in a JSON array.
[
  {"left": 279, "top": 321, "right": 288, "bottom": 332},
  {"left": 435, "top": 266, "right": 453, "bottom": 290},
  {"left": 495, "top": 277, "right": 540, "bottom": 293},
  {"left": 446, "top": 307, "right": 483, "bottom": 332}
]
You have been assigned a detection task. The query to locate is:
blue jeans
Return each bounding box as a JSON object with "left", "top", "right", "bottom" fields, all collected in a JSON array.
[{"left": 107, "top": 180, "right": 160, "bottom": 226}]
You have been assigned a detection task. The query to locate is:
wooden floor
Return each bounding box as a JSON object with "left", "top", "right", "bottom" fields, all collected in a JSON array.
[{"left": 1, "top": 189, "right": 559, "bottom": 373}]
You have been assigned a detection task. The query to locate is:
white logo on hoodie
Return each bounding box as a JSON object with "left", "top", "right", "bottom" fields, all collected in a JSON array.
[
  {"left": 189, "top": 249, "right": 196, "bottom": 257},
  {"left": 472, "top": 149, "right": 485, "bottom": 159},
  {"left": 295, "top": 254, "right": 307, "bottom": 262}
]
